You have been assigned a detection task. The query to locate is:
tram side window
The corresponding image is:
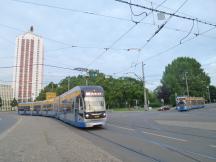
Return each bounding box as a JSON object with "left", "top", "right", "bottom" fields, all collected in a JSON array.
[
  {"left": 71, "top": 99, "right": 76, "bottom": 113},
  {"left": 72, "top": 99, "right": 74, "bottom": 109},
  {"left": 75, "top": 97, "right": 79, "bottom": 109},
  {"left": 80, "top": 97, "right": 83, "bottom": 110}
]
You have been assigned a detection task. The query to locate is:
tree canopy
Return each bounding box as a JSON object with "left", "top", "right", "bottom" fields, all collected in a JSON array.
[
  {"left": 36, "top": 57, "right": 213, "bottom": 108},
  {"left": 209, "top": 85, "right": 216, "bottom": 102},
  {"left": 10, "top": 98, "right": 18, "bottom": 108},
  {"left": 36, "top": 71, "right": 159, "bottom": 108},
  {"left": 161, "top": 57, "right": 210, "bottom": 104}
]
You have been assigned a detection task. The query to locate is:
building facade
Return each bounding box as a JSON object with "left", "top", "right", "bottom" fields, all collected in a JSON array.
[
  {"left": 0, "top": 84, "right": 13, "bottom": 111},
  {"left": 13, "top": 26, "right": 44, "bottom": 102}
]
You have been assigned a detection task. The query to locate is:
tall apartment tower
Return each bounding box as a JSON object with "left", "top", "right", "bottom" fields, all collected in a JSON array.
[{"left": 13, "top": 26, "right": 44, "bottom": 102}]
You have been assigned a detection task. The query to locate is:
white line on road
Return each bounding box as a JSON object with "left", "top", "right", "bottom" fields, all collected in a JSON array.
[
  {"left": 108, "top": 124, "right": 135, "bottom": 131},
  {"left": 188, "top": 150, "right": 216, "bottom": 160},
  {"left": 209, "top": 145, "right": 216, "bottom": 148},
  {"left": 0, "top": 118, "right": 2, "bottom": 121},
  {"left": 142, "top": 131, "right": 187, "bottom": 142},
  {"left": 0, "top": 117, "right": 22, "bottom": 141}
]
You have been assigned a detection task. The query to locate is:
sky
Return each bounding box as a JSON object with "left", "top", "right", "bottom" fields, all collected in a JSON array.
[{"left": 0, "top": 0, "right": 216, "bottom": 90}]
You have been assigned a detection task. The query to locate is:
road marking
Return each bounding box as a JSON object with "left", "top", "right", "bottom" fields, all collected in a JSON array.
[
  {"left": 142, "top": 131, "right": 187, "bottom": 142},
  {"left": 209, "top": 145, "right": 216, "bottom": 148},
  {"left": 188, "top": 150, "right": 216, "bottom": 160},
  {"left": 108, "top": 124, "right": 135, "bottom": 131},
  {"left": 0, "top": 118, "right": 2, "bottom": 121},
  {"left": 0, "top": 117, "right": 22, "bottom": 141}
]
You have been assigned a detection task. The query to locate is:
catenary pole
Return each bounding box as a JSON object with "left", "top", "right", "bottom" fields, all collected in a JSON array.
[{"left": 142, "top": 62, "right": 148, "bottom": 110}]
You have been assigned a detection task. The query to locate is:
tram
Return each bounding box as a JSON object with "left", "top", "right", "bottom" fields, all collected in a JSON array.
[
  {"left": 17, "top": 86, "right": 107, "bottom": 128},
  {"left": 17, "top": 102, "right": 32, "bottom": 115},
  {"left": 176, "top": 96, "right": 205, "bottom": 111}
]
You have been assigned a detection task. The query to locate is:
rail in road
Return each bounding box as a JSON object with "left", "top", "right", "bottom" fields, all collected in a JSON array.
[
  {"left": 69, "top": 104, "right": 216, "bottom": 162},
  {"left": 1, "top": 105, "right": 216, "bottom": 162},
  {"left": 81, "top": 124, "right": 216, "bottom": 162}
]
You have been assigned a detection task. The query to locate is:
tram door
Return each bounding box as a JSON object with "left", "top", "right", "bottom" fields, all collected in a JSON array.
[
  {"left": 74, "top": 96, "right": 84, "bottom": 122},
  {"left": 75, "top": 97, "right": 79, "bottom": 122}
]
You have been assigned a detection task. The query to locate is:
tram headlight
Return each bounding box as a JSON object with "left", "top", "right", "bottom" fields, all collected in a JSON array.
[
  {"left": 102, "top": 112, "right": 106, "bottom": 117},
  {"left": 85, "top": 114, "right": 89, "bottom": 118}
]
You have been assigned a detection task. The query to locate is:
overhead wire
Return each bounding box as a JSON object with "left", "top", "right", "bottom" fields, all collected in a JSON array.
[
  {"left": 114, "top": 0, "right": 216, "bottom": 74},
  {"left": 10, "top": 0, "right": 216, "bottom": 33},
  {"left": 115, "top": 0, "right": 216, "bottom": 27},
  {"left": 144, "top": 0, "right": 189, "bottom": 46},
  {"left": 144, "top": 26, "right": 216, "bottom": 62},
  {"left": 1, "top": 0, "right": 215, "bottom": 82},
  {"left": 10, "top": 0, "right": 132, "bottom": 23},
  {"left": 134, "top": 0, "right": 188, "bottom": 69},
  {"left": 113, "top": 26, "right": 216, "bottom": 75},
  {"left": 196, "top": 19, "right": 200, "bottom": 36},
  {"left": 0, "top": 20, "right": 215, "bottom": 56},
  {"left": 0, "top": 64, "right": 76, "bottom": 71},
  {"left": 86, "top": 0, "right": 168, "bottom": 68},
  {"left": 0, "top": 23, "right": 142, "bottom": 54},
  {"left": 4, "top": 1, "right": 215, "bottom": 41},
  {"left": 179, "top": 20, "right": 194, "bottom": 44},
  {"left": 129, "top": 0, "right": 147, "bottom": 23}
]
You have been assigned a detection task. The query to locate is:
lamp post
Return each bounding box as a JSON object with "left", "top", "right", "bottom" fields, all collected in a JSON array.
[
  {"left": 142, "top": 62, "right": 148, "bottom": 111},
  {"left": 126, "top": 62, "right": 148, "bottom": 110}
]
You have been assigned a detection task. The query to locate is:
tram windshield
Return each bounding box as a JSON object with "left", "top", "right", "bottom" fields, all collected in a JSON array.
[
  {"left": 84, "top": 97, "right": 105, "bottom": 112},
  {"left": 177, "top": 101, "right": 185, "bottom": 106}
]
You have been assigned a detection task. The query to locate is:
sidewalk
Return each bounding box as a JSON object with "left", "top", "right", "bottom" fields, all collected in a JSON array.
[{"left": 0, "top": 116, "right": 121, "bottom": 162}]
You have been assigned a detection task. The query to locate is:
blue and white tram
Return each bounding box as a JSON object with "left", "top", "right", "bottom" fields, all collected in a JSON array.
[
  {"left": 18, "top": 86, "right": 107, "bottom": 128},
  {"left": 17, "top": 102, "right": 33, "bottom": 115},
  {"left": 57, "top": 86, "right": 106, "bottom": 127},
  {"left": 176, "top": 96, "right": 205, "bottom": 111}
]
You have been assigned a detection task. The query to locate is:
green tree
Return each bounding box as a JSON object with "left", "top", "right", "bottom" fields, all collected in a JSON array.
[
  {"left": 36, "top": 71, "right": 156, "bottom": 108},
  {"left": 36, "top": 82, "right": 58, "bottom": 101},
  {"left": 161, "top": 57, "right": 210, "bottom": 105},
  {"left": 209, "top": 85, "right": 216, "bottom": 102},
  {"left": 148, "top": 91, "right": 161, "bottom": 108},
  {"left": 154, "top": 85, "right": 171, "bottom": 104},
  {"left": 10, "top": 98, "right": 18, "bottom": 111}
]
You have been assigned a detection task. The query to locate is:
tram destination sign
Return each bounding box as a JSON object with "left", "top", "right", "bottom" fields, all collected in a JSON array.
[{"left": 85, "top": 91, "right": 103, "bottom": 97}]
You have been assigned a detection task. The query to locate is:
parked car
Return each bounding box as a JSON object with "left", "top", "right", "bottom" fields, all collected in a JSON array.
[{"left": 158, "top": 105, "right": 170, "bottom": 111}]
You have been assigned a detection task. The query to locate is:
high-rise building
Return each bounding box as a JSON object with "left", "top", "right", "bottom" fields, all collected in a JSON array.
[
  {"left": 13, "top": 26, "right": 44, "bottom": 102},
  {"left": 0, "top": 84, "right": 13, "bottom": 111}
]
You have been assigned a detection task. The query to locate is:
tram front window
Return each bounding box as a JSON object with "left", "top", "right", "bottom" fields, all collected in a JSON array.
[
  {"left": 85, "top": 97, "right": 105, "bottom": 112},
  {"left": 177, "top": 101, "right": 185, "bottom": 107}
]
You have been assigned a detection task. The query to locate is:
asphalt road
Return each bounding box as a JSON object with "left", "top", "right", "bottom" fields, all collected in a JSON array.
[
  {"left": 1, "top": 105, "right": 216, "bottom": 162},
  {"left": 0, "top": 112, "right": 18, "bottom": 135},
  {"left": 67, "top": 103, "right": 216, "bottom": 162}
]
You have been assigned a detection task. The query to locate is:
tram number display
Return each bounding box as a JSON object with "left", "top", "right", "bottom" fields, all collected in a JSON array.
[{"left": 94, "top": 115, "right": 100, "bottom": 118}]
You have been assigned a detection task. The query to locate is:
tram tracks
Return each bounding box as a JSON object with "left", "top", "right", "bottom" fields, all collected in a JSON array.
[
  {"left": 52, "top": 116, "right": 213, "bottom": 162},
  {"left": 85, "top": 128, "right": 203, "bottom": 162},
  {"left": 134, "top": 124, "right": 216, "bottom": 140},
  {"left": 109, "top": 120, "right": 216, "bottom": 140},
  {"left": 86, "top": 130, "right": 162, "bottom": 162}
]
